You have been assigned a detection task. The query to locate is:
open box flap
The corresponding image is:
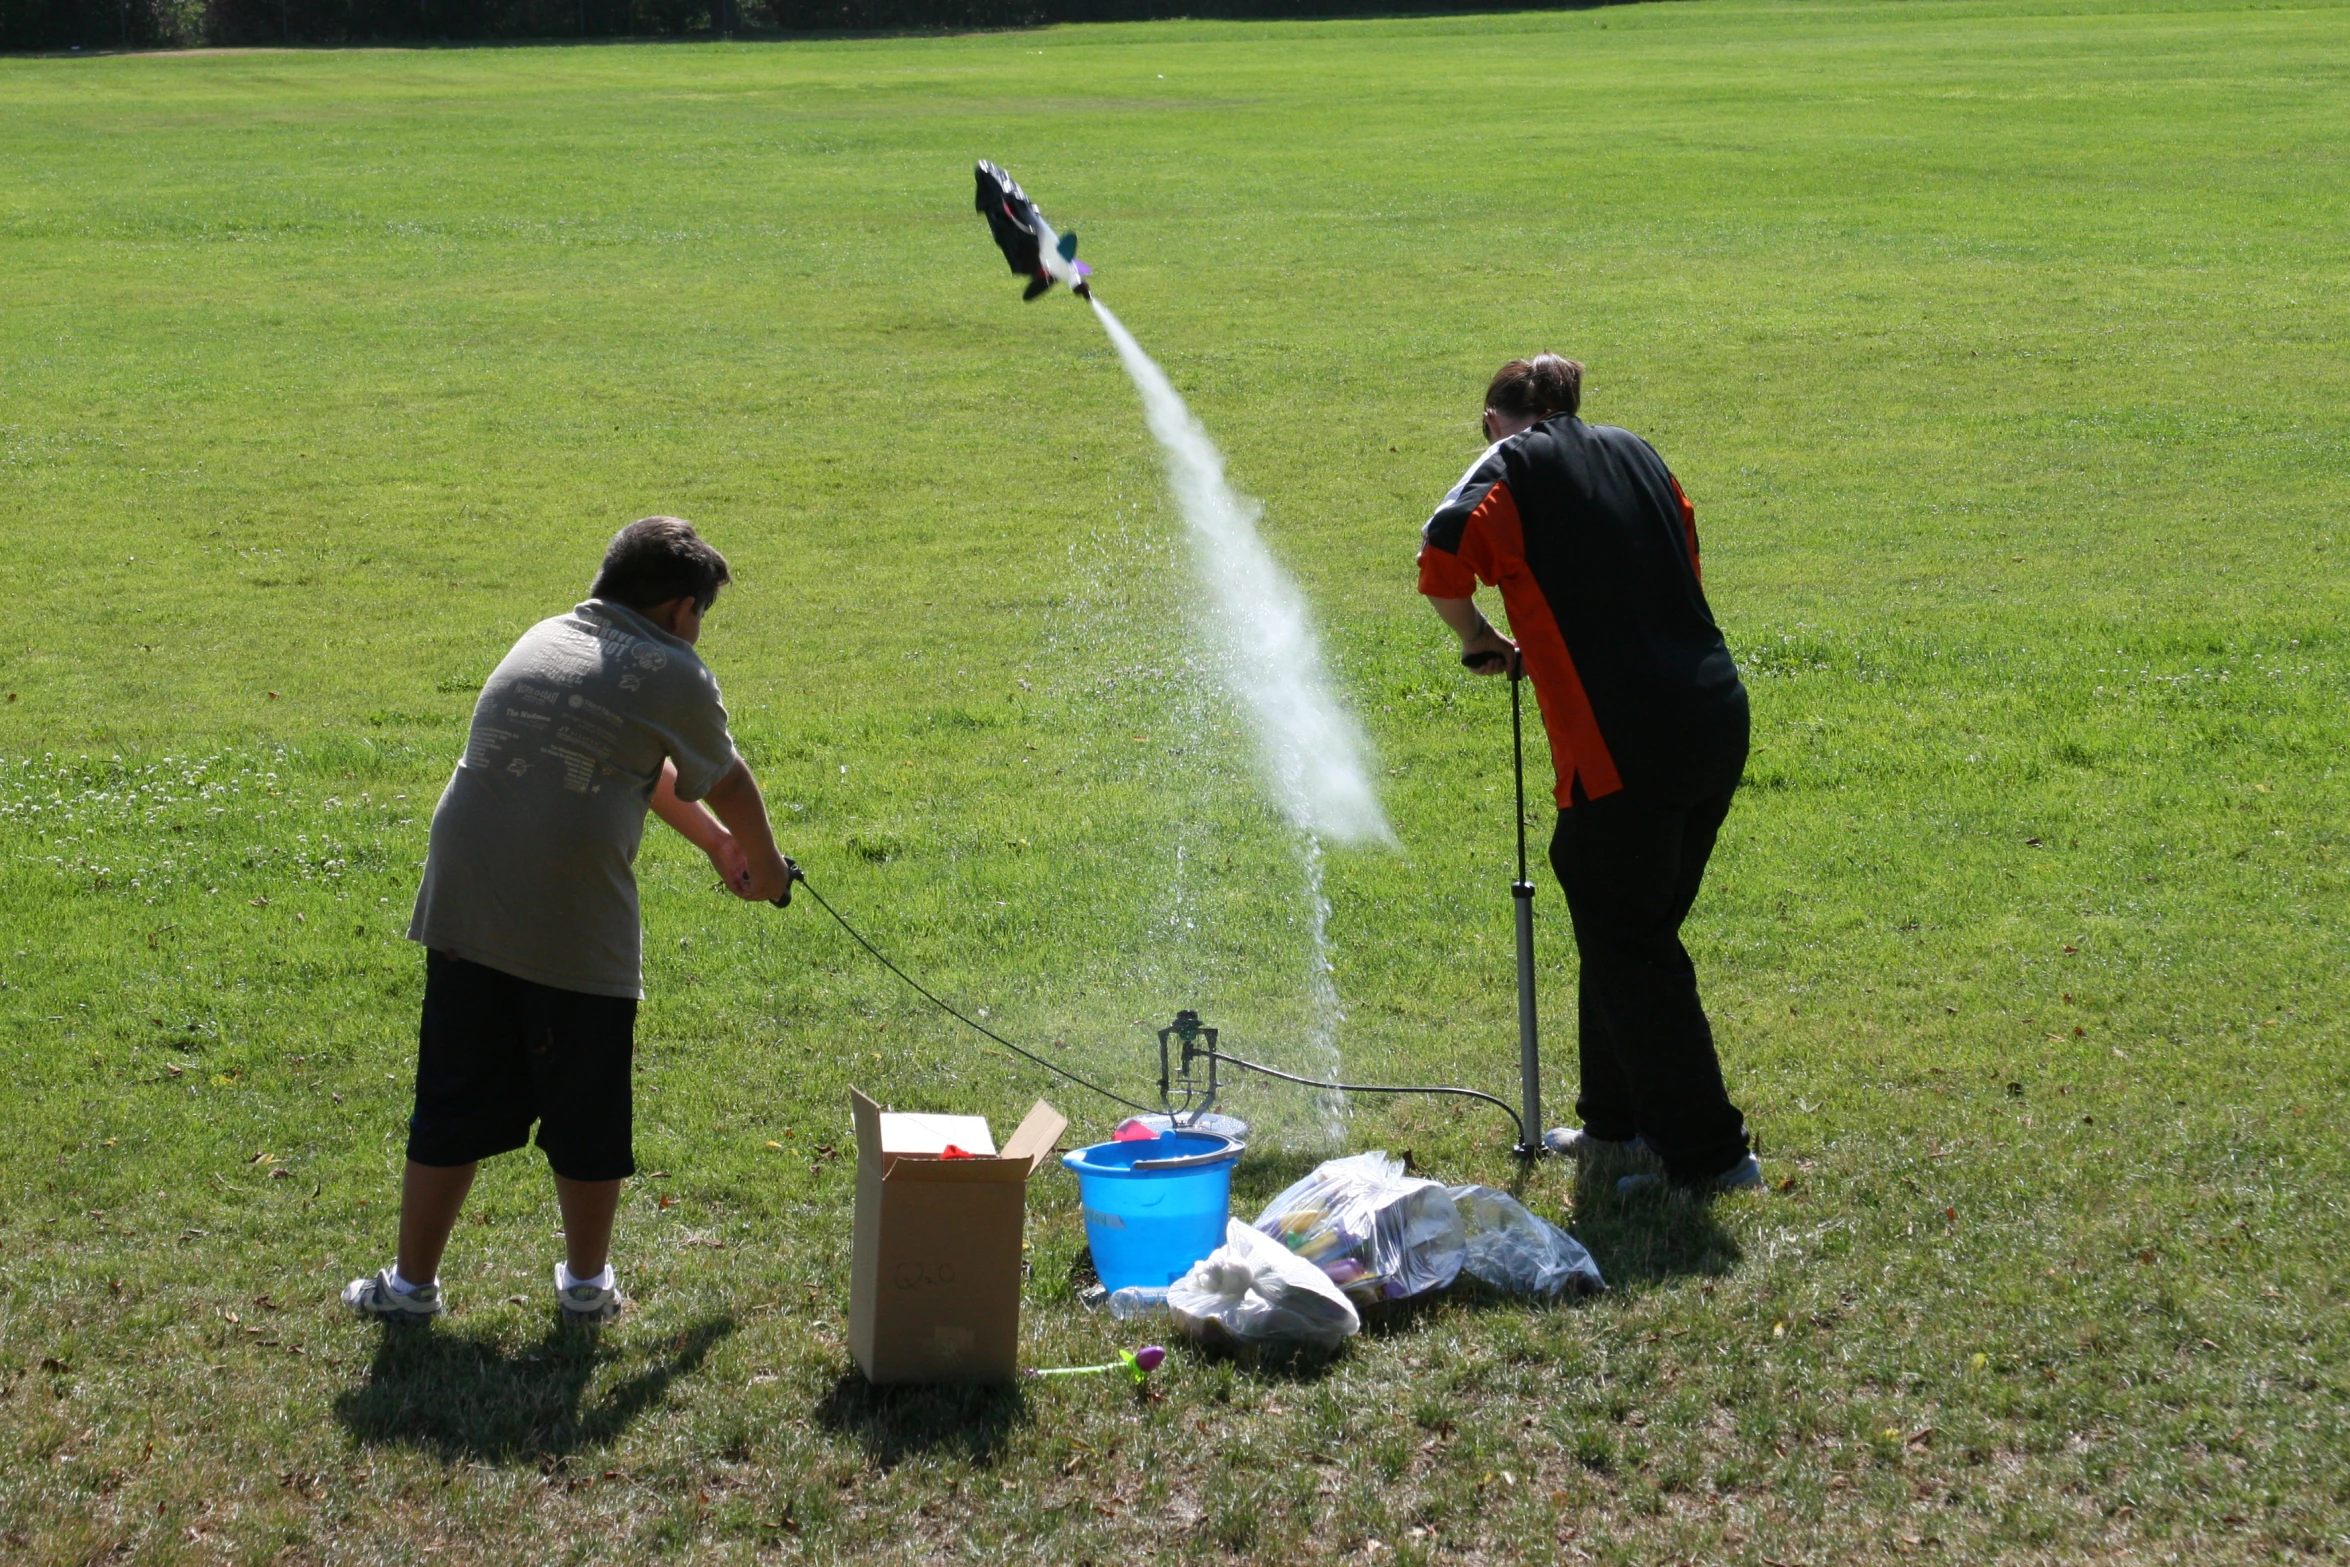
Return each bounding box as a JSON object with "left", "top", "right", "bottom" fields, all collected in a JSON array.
[
  {"left": 1000, "top": 1100, "right": 1068, "bottom": 1174},
  {"left": 850, "top": 1086, "right": 886, "bottom": 1170},
  {"left": 852, "top": 1088, "right": 1060, "bottom": 1179}
]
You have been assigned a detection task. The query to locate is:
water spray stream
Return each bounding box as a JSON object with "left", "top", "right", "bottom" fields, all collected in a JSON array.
[
  {"left": 1089, "top": 299, "right": 1391, "bottom": 849},
  {"left": 1088, "top": 297, "right": 1387, "bottom": 1133},
  {"left": 1296, "top": 836, "right": 1347, "bottom": 1140}
]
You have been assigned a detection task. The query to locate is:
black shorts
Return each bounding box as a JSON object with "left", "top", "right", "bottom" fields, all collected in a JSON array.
[{"left": 406, "top": 950, "right": 638, "bottom": 1182}]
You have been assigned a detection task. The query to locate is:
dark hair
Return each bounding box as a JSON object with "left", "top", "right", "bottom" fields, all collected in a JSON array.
[
  {"left": 590, "top": 517, "right": 731, "bottom": 613},
  {"left": 1485, "top": 353, "right": 1583, "bottom": 422}
]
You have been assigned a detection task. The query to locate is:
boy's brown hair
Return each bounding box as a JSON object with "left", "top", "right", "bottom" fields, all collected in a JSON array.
[
  {"left": 590, "top": 517, "right": 732, "bottom": 613},
  {"left": 1486, "top": 353, "right": 1584, "bottom": 422}
]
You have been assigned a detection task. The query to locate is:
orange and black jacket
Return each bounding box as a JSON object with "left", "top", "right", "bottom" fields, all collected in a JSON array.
[{"left": 1418, "top": 415, "right": 1748, "bottom": 807}]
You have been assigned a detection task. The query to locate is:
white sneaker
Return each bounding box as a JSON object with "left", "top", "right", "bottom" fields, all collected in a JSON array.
[
  {"left": 554, "top": 1263, "right": 624, "bottom": 1325},
  {"left": 1544, "top": 1127, "right": 1656, "bottom": 1165},
  {"left": 342, "top": 1267, "right": 443, "bottom": 1324},
  {"left": 1617, "top": 1153, "right": 1765, "bottom": 1198}
]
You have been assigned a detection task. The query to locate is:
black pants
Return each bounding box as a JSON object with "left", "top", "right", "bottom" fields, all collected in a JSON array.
[
  {"left": 407, "top": 951, "right": 639, "bottom": 1182},
  {"left": 1550, "top": 750, "right": 1749, "bottom": 1183}
]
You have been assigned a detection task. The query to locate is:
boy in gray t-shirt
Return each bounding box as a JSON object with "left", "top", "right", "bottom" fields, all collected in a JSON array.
[{"left": 344, "top": 517, "right": 795, "bottom": 1326}]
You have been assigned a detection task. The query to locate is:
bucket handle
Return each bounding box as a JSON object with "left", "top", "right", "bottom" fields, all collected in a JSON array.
[{"left": 1131, "top": 1140, "right": 1246, "bottom": 1172}]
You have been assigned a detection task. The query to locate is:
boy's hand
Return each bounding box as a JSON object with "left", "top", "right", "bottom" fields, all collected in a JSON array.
[
  {"left": 704, "top": 833, "right": 754, "bottom": 897},
  {"left": 701, "top": 758, "right": 794, "bottom": 904},
  {"left": 1458, "top": 622, "right": 1522, "bottom": 677},
  {"left": 739, "top": 848, "right": 795, "bottom": 905}
]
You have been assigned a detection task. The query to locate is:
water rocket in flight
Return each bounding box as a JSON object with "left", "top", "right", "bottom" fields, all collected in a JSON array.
[{"left": 974, "top": 160, "right": 1091, "bottom": 301}]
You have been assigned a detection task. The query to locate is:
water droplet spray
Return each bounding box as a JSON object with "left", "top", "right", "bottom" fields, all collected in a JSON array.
[{"left": 1088, "top": 297, "right": 1391, "bottom": 1134}]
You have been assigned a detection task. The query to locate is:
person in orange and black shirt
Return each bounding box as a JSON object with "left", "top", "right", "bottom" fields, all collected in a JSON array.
[{"left": 1418, "top": 354, "right": 1761, "bottom": 1195}]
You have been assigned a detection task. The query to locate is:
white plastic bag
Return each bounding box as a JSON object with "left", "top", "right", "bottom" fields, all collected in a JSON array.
[
  {"left": 1253, "top": 1151, "right": 1467, "bottom": 1305},
  {"left": 1449, "top": 1184, "right": 1605, "bottom": 1298},
  {"left": 1168, "top": 1219, "right": 1361, "bottom": 1353}
]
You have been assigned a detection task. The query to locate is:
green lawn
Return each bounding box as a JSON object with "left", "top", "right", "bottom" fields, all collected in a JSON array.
[{"left": 4, "top": 0, "right": 2348, "bottom": 1559}]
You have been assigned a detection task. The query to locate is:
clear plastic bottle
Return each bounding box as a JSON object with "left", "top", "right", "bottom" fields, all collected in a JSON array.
[{"left": 1106, "top": 1284, "right": 1171, "bottom": 1319}]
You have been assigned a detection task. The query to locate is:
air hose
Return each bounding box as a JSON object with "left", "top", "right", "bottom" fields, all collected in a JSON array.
[{"left": 783, "top": 868, "right": 1528, "bottom": 1146}]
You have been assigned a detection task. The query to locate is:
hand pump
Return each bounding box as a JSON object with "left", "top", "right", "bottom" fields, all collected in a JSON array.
[{"left": 1510, "top": 666, "right": 1544, "bottom": 1158}]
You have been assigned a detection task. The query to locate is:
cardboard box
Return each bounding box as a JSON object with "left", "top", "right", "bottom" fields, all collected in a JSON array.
[{"left": 848, "top": 1087, "right": 1066, "bottom": 1384}]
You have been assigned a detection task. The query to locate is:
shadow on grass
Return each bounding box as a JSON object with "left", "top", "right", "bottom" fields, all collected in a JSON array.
[
  {"left": 1566, "top": 1165, "right": 1744, "bottom": 1291},
  {"left": 333, "top": 1314, "right": 734, "bottom": 1462},
  {"left": 813, "top": 1374, "right": 1029, "bottom": 1468}
]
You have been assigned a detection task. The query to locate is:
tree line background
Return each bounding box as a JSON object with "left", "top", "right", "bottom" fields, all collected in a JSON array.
[{"left": 3, "top": 0, "right": 1553, "bottom": 50}]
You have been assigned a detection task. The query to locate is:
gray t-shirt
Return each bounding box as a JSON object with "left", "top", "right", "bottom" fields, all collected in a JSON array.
[{"left": 409, "top": 599, "right": 740, "bottom": 999}]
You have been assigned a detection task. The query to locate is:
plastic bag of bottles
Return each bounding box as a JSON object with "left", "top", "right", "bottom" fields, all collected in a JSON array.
[
  {"left": 1253, "top": 1151, "right": 1467, "bottom": 1306},
  {"left": 1448, "top": 1184, "right": 1605, "bottom": 1298}
]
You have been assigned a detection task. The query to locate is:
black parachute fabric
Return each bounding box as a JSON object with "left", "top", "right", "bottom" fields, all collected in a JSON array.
[{"left": 975, "top": 160, "right": 1054, "bottom": 300}]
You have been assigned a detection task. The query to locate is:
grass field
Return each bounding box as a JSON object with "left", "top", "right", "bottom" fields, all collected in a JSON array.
[{"left": 5, "top": 0, "right": 2349, "bottom": 1559}]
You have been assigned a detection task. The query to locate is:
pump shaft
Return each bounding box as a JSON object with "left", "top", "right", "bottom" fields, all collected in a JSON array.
[
  {"left": 1513, "top": 880, "right": 1540, "bottom": 1153},
  {"left": 1507, "top": 668, "right": 1543, "bottom": 1157}
]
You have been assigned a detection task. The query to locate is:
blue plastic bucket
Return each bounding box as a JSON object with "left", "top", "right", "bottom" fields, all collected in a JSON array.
[{"left": 1062, "top": 1131, "right": 1245, "bottom": 1291}]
